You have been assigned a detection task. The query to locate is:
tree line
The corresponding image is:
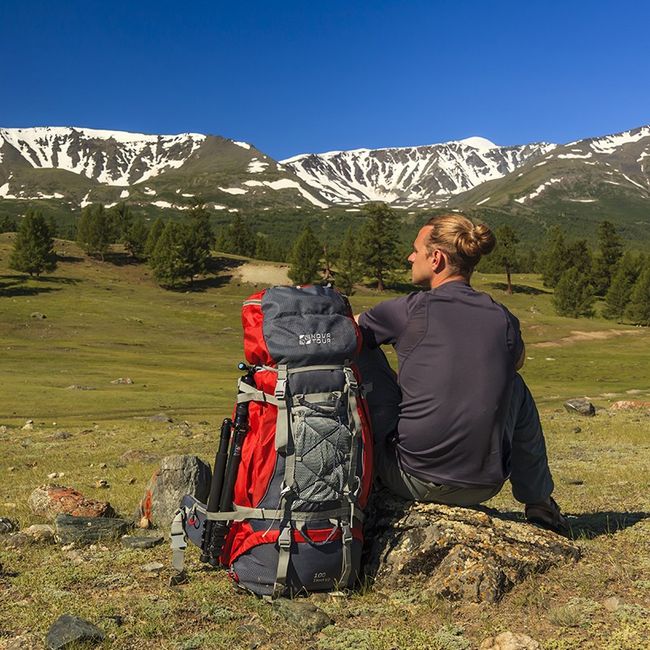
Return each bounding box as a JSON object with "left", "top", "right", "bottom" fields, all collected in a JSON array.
[{"left": 4, "top": 204, "right": 650, "bottom": 326}]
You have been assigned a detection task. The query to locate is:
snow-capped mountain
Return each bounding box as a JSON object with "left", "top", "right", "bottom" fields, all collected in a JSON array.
[
  {"left": 0, "top": 127, "right": 207, "bottom": 186},
  {"left": 281, "top": 138, "right": 556, "bottom": 206}
]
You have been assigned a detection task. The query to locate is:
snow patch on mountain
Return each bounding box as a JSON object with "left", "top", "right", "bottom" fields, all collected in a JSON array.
[
  {"left": 515, "top": 178, "right": 563, "bottom": 204},
  {"left": 0, "top": 127, "right": 206, "bottom": 186},
  {"left": 589, "top": 126, "right": 650, "bottom": 154}
]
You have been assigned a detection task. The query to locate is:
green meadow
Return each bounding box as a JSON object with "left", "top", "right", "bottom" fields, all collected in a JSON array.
[{"left": 0, "top": 233, "right": 648, "bottom": 649}]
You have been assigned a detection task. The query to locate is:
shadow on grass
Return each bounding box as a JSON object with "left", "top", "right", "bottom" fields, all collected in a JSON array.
[
  {"left": 480, "top": 506, "right": 649, "bottom": 539},
  {"left": 0, "top": 274, "right": 80, "bottom": 297},
  {"left": 487, "top": 282, "right": 551, "bottom": 295}
]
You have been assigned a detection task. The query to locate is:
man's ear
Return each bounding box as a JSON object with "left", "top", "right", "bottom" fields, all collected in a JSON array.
[{"left": 431, "top": 249, "right": 446, "bottom": 273}]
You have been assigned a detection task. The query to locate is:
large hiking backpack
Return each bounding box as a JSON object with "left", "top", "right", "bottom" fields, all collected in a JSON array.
[{"left": 172, "top": 285, "right": 373, "bottom": 597}]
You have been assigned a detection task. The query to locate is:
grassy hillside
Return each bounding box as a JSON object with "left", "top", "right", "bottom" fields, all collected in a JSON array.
[{"left": 0, "top": 235, "right": 648, "bottom": 648}]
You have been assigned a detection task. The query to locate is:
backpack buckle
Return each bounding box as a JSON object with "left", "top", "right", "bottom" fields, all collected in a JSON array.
[{"left": 278, "top": 525, "right": 292, "bottom": 550}]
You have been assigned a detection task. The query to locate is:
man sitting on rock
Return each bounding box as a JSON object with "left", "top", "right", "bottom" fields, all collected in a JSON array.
[{"left": 356, "top": 213, "right": 567, "bottom": 534}]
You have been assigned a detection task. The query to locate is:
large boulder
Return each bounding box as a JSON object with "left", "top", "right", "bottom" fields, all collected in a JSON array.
[
  {"left": 137, "top": 455, "right": 211, "bottom": 529},
  {"left": 364, "top": 491, "right": 580, "bottom": 603},
  {"left": 28, "top": 485, "right": 115, "bottom": 520}
]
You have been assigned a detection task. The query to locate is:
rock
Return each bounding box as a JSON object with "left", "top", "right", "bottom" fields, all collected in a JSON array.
[
  {"left": 29, "top": 485, "right": 115, "bottom": 519},
  {"left": 23, "top": 524, "right": 55, "bottom": 544},
  {"left": 0, "top": 517, "right": 19, "bottom": 534},
  {"left": 30, "top": 312, "right": 46, "bottom": 319},
  {"left": 138, "top": 516, "right": 151, "bottom": 529},
  {"left": 94, "top": 480, "right": 110, "bottom": 489},
  {"left": 51, "top": 431, "right": 72, "bottom": 440},
  {"left": 47, "top": 472, "right": 64, "bottom": 480},
  {"left": 273, "top": 599, "right": 332, "bottom": 634},
  {"left": 22, "top": 421, "right": 34, "bottom": 431},
  {"left": 5, "top": 532, "right": 31, "bottom": 548},
  {"left": 54, "top": 514, "right": 130, "bottom": 545},
  {"left": 121, "top": 534, "right": 164, "bottom": 549},
  {"left": 365, "top": 490, "right": 580, "bottom": 603},
  {"left": 0, "top": 424, "right": 8, "bottom": 433},
  {"left": 65, "top": 385, "right": 96, "bottom": 391},
  {"left": 148, "top": 412, "right": 173, "bottom": 422},
  {"left": 46, "top": 614, "right": 104, "bottom": 649},
  {"left": 610, "top": 400, "right": 650, "bottom": 411},
  {"left": 140, "top": 561, "right": 164, "bottom": 573},
  {"left": 137, "top": 455, "right": 211, "bottom": 529},
  {"left": 479, "top": 631, "right": 542, "bottom": 649},
  {"left": 603, "top": 596, "right": 621, "bottom": 611},
  {"left": 572, "top": 426, "right": 582, "bottom": 433},
  {"left": 119, "top": 449, "right": 159, "bottom": 464},
  {"left": 563, "top": 398, "right": 595, "bottom": 416},
  {"left": 110, "top": 377, "right": 134, "bottom": 385}
]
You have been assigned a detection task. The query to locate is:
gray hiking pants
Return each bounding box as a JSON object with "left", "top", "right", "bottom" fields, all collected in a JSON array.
[{"left": 358, "top": 346, "right": 554, "bottom": 506}]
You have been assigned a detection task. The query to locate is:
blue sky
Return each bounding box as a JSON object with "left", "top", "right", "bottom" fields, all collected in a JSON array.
[{"left": 1, "top": 1, "right": 649, "bottom": 159}]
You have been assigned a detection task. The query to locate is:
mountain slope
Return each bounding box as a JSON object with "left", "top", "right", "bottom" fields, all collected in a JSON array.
[{"left": 281, "top": 138, "right": 555, "bottom": 206}]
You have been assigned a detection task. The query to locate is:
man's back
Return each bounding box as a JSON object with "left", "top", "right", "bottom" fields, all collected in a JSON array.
[{"left": 359, "top": 280, "right": 522, "bottom": 488}]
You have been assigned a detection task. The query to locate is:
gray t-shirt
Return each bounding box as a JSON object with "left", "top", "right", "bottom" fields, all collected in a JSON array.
[{"left": 358, "top": 280, "right": 523, "bottom": 488}]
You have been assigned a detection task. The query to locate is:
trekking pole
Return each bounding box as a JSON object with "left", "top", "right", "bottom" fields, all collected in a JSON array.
[
  {"left": 203, "top": 363, "right": 256, "bottom": 565},
  {"left": 200, "top": 417, "right": 233, "bottom": 565}
]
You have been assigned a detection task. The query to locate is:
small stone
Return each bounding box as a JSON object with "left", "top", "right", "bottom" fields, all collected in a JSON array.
[
  {"left": 22, "top": 422, "right": 34, "bottom": 431},
  {"left": 479, "top": 631, "right": 542, "bottom": 649},
  {"left": 99, "top": 463, "right": 107, "bottom": 469},
  {"left": 110, "top": 377, "right": 134, "bottom": 385},
  {"left": 0, "top": 517, "right": 19, "bottom": 534},
  {"left": 5, "top": 634, "right": 40, "bottom": 650},
  {"left": 128, "top": 477, "right": 136, "bottom": 485},
  {"left": 572, "top": 426, "right": 582, "bottom": 433},
  {"left": 564, "top": 398, "right": 596, "bottom": 417},
  {"left": 603, "top": 596, "right": 621, "bottom": 612},
  {"left": 65, "top": 385, "right": 96, "bottom": 391},
  {"left": 148, "top": 412, "right": 172, "bottom": 423},
  {"left": 140, "top": 561, "right": 164, "bottom": 573},
  {"left": 8, "top": 466, "right": 16, "bottom": 472},
  {"left": 139, "top": 516, "right": 151, "bottom": 529},
  {"left": 566, "top": 479, "right": 584, "bottom": 486},
  {"left": 5, "top": 532, "right": 31, "bottom": 548},
  {"left": 273, "top": 599, "right": 332, "bottom": 634},
  {"left": 611, "top": 400, "right": 650, "bottom": 411},
  {"left": 47, "top": 472, "right": 64, "bottom": 480},
  {"left": 51, "top": 431, "right": 72, "bottom": 440},
  {"left": 95, "top": 480, "right": 110, "bottom": 489},
  {"left": 46, "top": 614, "right": 105, "bottom": 649},
  {"left": 23, "top": 524, "right": 55, "bottom": 544},
  {"left": 119, "top": 449, "right": 159, "bottom": 464},
  {"left": 30, "top": 312, "right": 46, "bottom": 320},
  {"left": 121, "top": 534, "right": 164, "bottom": 549},
  {"left": 0, "top": 425, "right": 8, "bottom": 434}
]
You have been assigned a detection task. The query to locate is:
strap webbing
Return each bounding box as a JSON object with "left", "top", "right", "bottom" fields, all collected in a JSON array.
[
  {"left": 236, "top": 380, "right": 279, "bottom": 406},
  {"left": 274, "top": 365, "right": 289, "bottom": 451},
  {"left": 273, "top": 524, "right": 292, "bottom": 598},
  {"left": 170, "top": 509, "right": 188, "bottom": 573},
  {"left": 204, "top": 504, "right": 363, "bottom": 523}
]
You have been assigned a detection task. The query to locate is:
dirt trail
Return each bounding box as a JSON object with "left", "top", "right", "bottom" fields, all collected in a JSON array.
[
  {"left": 530, "top": 329, "right": 645, "bottom": 348},
  {"left": 233, "top": 263, "right": 290, "bottom": 285}
]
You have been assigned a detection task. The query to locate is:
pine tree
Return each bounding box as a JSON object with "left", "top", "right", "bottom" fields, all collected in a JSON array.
[
  {"left": 335, "top": 226, "right": 362, "bottom": 295},
  {"left": 254, "top": 234, "right": 272, "bottom": 260},
  {"left": 223, "top": 214, "right": 256, "bottom": 257},
  {"left": 539, "top": 226, "right": 569, "bottom": 288},
  {"left": 624, "top": 258, "right": 650, "bottom": 326},
  {"left": 552, "top": 267, "right": 595, "bottom": 318},
  {"left": 0, "top": 215, "right": 17, "bottom": 232},
  {"left": 357, "top": 203, "right": 400, "bottom": 291},
  {"left": 149, "top": 222, "right": 191, "bottom": 288},
  {"left": 602, "top": 252, "right": 642, "bottom": 320},
  {"left": 9, "top": 209, "right": 57, "bottom": 277},
  {"left": 592, "top": 220, "right": 623, "bottom": 296},
  {"left": 123, "top": 217, "right": 149, "bottom": 260},
  {"left": 182, "top": 203, "right": 214, "bottom": 278},
  {"left": 565, "top": 239, "right": 593, "bottom": 278},
  {"left": 288, "top": 226, "right": 322, "bottom": 285},
  {"left": 144, "top": 218, "right": 165, "bottom": 259},
  {"left": 76, "top": 204, "right": 113, "bottom": 260},
  {"left": 493, "top": 225, "right": 519, "bottom": 294}
]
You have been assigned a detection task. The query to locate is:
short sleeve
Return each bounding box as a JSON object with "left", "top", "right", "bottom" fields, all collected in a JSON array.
[
  {"left": 503, "top": 307, "right": 524, "bottom": 364},
  {"left": 358, "top": 293, "right": 422, "bottom": 348}
]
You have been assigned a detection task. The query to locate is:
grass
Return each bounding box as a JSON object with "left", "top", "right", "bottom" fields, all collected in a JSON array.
[{"left": 0, "top": 235, "right": 649, "bottom": 649}]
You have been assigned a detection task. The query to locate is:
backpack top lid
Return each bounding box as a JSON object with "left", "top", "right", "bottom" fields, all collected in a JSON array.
[{"left": 242, "top": 285, "right": 361, "bottom": 367}]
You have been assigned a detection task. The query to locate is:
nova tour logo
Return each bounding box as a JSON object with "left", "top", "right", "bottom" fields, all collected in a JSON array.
[{"left": 298, "top": 332, "right": 332, "bottom": 346}]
